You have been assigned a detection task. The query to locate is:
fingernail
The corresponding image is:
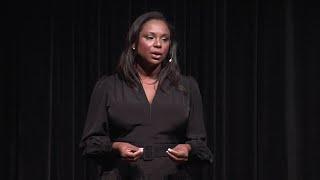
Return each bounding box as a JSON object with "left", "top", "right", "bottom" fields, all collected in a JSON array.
[
  {"left": 167, "top": 148, "right": 172, "bottom": 152},
  {"left": 139, "top": 148, "right": 144, "bottom": 152}
]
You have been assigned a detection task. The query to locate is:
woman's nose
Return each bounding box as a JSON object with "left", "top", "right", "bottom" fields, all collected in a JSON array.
[{"left": 153, "top": 38, "right": 162, "bottom": 48}]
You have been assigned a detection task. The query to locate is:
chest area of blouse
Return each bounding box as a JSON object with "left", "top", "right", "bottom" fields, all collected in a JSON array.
[
  {"left": 141, "top": 82, "right": 158, "bottom": 104},
  {"left": 106, "top": 85, "right": 190, "bottom": 131}
]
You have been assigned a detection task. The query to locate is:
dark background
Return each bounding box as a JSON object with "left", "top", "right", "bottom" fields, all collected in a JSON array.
[{"left": 2, "top": 0, "right": 320, "bottom": 179}]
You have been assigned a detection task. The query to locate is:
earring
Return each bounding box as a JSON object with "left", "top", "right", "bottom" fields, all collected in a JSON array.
[
  {"left": 169, "top": 58, "right": 172, "bottom": 63},
  {"left": 132, "top": 47, "right": 135, "bottom": 50}
]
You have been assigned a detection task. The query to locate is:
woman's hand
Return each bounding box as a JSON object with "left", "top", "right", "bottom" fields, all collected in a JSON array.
[
  {"left": 112, "top": 142, "right": 143, "bottom": 161},
  {"left": 166, "top": 144, "right": 191, "bottom": 163}
]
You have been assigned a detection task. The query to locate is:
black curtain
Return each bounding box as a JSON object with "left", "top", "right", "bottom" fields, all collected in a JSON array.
[{"left": 2, "top": 0, "right": 320, "bottom": 179}]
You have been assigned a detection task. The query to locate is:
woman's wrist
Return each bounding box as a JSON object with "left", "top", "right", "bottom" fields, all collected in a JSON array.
[
  {"left": 184, "top": 143, "right": 192, "bottom": 152},
  {"left": 111, "top": 142, "right": 120, "bottom": 151}
]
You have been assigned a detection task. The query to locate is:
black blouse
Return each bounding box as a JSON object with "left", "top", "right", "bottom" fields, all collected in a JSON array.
[{"left": 80, "top": 74, "right": 213, "bottom": 166}]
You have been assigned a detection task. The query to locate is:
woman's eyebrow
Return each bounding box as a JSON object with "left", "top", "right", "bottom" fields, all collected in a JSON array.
[{"left": 144, "top": 32, "right": 170, "bottom": 37}]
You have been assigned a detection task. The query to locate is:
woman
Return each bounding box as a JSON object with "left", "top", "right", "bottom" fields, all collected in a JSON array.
[{"left": 80, "top": 11, "right": 213, "bottom": 180}]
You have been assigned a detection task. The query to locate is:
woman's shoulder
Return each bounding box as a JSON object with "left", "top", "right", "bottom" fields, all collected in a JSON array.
[
  {"left": 94, "top": 73, "right": 120, "bottom": 88},
  {"left": 179, "top": 75, "right": 199, "bottom": 87}
]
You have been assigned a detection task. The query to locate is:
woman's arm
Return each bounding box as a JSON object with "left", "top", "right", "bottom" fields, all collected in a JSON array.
[
  {"left": 79, "top": 76, "right": 113, "bottom": 159},
  {"left": 184, "top": 76, "right": 214, "bottom": 163}
]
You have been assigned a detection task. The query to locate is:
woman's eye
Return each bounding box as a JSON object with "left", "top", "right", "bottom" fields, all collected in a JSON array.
[
  {"left": 145, "top": 36, "right": 154, "bottom": 40},
  {"left": 162, "top": 38, "right": 169, "bottom": 42}
]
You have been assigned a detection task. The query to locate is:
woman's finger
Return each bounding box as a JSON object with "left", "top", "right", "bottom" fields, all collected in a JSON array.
[
  {"left": 167, "top": 148, "right": 187, "bottom": 158},
  {"left": 132, "top": 148, "right": 143, "bottom": 159},
  {"left": 123, "top": 148, "right": 143, "bottom": 161},
  {"left": 166, "top": 150, "right": 179, "bottom": 161},
  {"left": 166, "top": 150, "right": 188, "bottom": 161}
]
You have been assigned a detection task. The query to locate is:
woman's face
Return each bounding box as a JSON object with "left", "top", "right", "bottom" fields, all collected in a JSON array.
[{"left": 135, "top": 19, "right": 171, "bottom": 67}]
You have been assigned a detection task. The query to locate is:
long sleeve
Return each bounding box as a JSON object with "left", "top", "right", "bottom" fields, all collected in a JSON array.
[
  {"left": 185, "top": 77, "right": 214, "bottom": 163},
  {"left": 79, "top": 76, "right": 112, "bottom": 159}
]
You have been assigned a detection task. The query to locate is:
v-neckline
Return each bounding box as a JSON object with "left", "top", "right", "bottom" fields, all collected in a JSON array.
[{"left": 139, "top": 81, "right": 159, "bottom": 106}]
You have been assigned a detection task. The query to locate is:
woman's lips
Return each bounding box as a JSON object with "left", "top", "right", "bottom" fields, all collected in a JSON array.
[{"left": 151, "top": 52, "right": 162, "bottom": 59}]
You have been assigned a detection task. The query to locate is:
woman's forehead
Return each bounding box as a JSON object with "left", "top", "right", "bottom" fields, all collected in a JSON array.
[{"left": 140, "top": 19, "right": 170, "bottom": 35}]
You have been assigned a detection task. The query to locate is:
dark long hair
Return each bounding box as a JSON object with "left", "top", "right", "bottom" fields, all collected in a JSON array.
[{"left": 117, "top": 11, "right": 183, "bottom": 91}]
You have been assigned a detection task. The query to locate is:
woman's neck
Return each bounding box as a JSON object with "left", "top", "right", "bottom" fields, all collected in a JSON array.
[{"left": 136, "top": 62, "right": 161, "bottom": 80}]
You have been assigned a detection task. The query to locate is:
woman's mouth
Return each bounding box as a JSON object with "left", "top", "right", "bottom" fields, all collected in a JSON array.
[{"left": 151, "top": 52, "right": 162, "bottom": 60}]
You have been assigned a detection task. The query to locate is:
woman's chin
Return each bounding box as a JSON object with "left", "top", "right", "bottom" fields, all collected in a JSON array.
[{"left": 148, "top": 58, "right": 163, "bottom": 65}]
